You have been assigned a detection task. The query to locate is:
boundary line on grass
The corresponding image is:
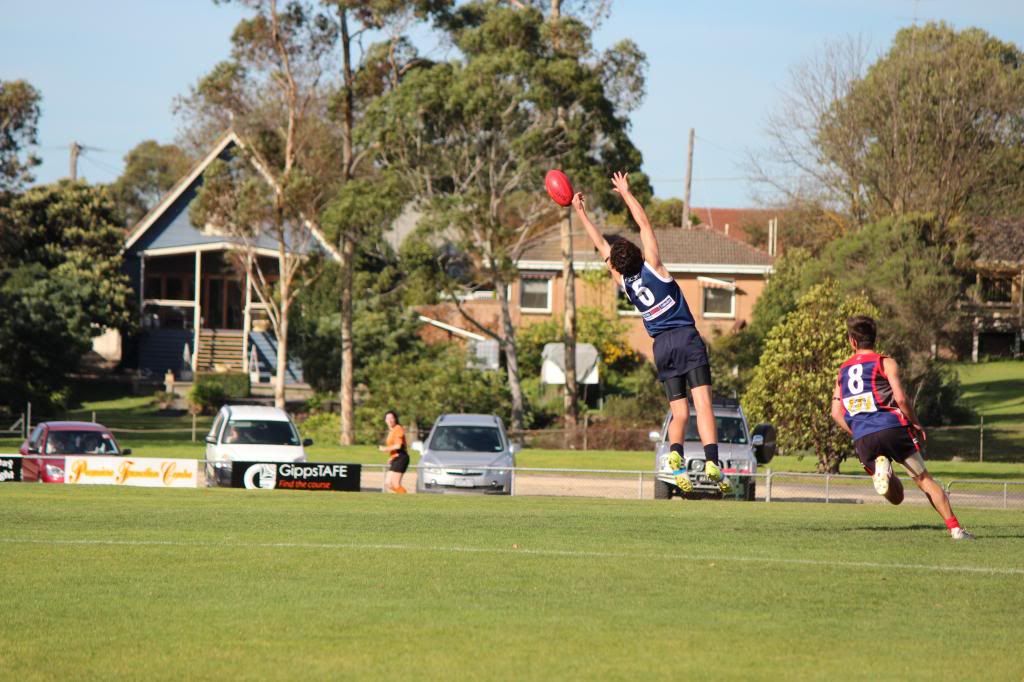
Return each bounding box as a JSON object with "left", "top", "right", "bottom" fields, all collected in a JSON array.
[{"left": 2, "top": 537, "right": 1021, "bottom": 576}]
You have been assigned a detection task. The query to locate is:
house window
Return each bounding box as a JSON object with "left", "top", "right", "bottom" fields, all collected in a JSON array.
[
  {"left": 520, "top": 277, "right": 552, "bottom": 312},
  {"left": 981, "top": 276, "right": 1012, "bottom": 303},
  {"left": 145, "top": 276, "right": 163, "bottom": 300},
  {"left": 702, "top": 278, "right": 735, "bottom": 318}
]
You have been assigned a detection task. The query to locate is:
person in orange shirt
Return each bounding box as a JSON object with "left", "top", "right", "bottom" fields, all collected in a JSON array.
[{"left": 379, "top": 410, "right": 409, "bottom": 494}]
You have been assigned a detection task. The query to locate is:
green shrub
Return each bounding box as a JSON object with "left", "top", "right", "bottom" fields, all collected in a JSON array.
[
  {"left": 299, "top": 412, "right": 339, "bottom": 445},
  {"left": 189, "top": 372, "right": 250, "bottom": 414}
]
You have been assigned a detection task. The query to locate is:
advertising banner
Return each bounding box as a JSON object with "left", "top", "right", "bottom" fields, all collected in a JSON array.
[
  {"left": 64, "top": 457, "right": 199, "bottom": 488},
  {"left": 0, "top": 456, "right": 22, "bottom": 482},
  {"left": 229, "top": 461, "right": 361, "bottom": 492}
]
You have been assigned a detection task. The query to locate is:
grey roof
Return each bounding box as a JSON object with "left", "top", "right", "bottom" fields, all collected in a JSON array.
[
  {"left": 436, "top": 414, "right": 504, "bottom": 427},
  {"left": 975, "top": 219, "right": 1024, "bottom": 271},
  {"left": 520, "top": 226, "right": 774, "bottom": 267},
  {"left": 541, "top": 342, "right": 599, "bottom": 377}
]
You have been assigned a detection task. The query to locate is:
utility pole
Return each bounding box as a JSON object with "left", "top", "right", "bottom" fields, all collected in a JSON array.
[
  {"left": 69, "top": 141, "right": 82, "bottom": 181},
  {"left": 681, "top": 128, "right": 695, "bottom": 228}
]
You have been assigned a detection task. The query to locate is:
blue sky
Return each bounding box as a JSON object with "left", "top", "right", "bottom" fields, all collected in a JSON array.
[{"left": 3, "top": 0, "right": 1022, "bottom": 206}]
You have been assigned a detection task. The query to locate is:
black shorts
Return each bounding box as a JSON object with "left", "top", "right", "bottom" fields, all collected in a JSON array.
[
  {"left": 388, "top": 451, "right": 410, "bottom": 473},
  {"left": 854, "top": 427, "right": 926, "bottom": 476},
  {"left": 653, "top": 326, "right": 711, "bottom": 400}
]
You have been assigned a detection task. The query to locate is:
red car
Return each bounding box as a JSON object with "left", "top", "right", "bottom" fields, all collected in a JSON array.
[{"left": 19, "top": 421, "right": 131, "bottom": 483}]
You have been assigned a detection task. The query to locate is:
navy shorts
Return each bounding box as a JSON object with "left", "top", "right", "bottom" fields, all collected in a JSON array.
[
  {"left": 854, "top": 427, "right": 927, "bottom": 476},
  {"left": 653, "top": 325, "right": 710, "bottom": 381}
]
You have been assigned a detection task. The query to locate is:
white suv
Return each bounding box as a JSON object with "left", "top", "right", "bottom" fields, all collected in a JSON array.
[{"left": 205, "top": 405, "right": 311, "bottom": 486}]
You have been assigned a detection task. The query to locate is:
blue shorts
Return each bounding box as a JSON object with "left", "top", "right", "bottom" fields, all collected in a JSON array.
[{"left": 652, "top": 325, "right": 710, "bottom": 382}]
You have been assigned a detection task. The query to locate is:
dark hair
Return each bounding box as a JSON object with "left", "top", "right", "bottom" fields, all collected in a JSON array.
[
  {"left": 384, "top": 410, "right": 400, "bottom": 424},
  {"left": 609, "top": 238, "right": 643, "bottom": 277},
  {"left": 847, "top": 315, "right": 877, "bottom": 348}
]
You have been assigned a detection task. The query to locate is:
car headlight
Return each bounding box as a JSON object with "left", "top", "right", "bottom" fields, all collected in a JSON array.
[{"left": 45, "top": 464, "right": 65, "bottom": 478}]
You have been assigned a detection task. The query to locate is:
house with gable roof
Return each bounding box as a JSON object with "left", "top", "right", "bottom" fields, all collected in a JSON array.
[
  {"left": 121, "top": 131, "right": 304, "bottom": 385},
  {"left": 414, "top": 222, "right": 774, "bottom": 362}
]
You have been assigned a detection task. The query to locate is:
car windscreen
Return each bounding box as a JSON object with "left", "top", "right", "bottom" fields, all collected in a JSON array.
[
  {"left": 684, "top": 416, "right": 748, "bottom": 445},
  {"left": 45, "top": 431, "right": 120, "bottom": 455},
  {"left": 429, "top": 426, "right": 504, "bottom": 453},
  {"left": 223, "top": 420, "right": 300, "bottom": 446}
]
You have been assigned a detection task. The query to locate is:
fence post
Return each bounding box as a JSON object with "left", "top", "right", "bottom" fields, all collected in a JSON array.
[
  {"left": 825, "top": 473, "right": 831, "bottom": 503},
  {"left": 192, "top": 413, "right": 197, "bottom": 443},
  {"left": 510, "top": 467, "right": 516, "bottom": 496},
  {"left": 91, "top": 411, "right": 96, "bottom": 424},
  {"left": 765, "top": 468, "right": 772, "bottom": 503},
  {"left": 26, "top": 402, "right": 32, "bottom": 436},
  {"left": 637, "top": 471, "right": 643, "bottom": 500},
  {"left": 583, "top": 413, "right": 589, "bottom": 451},
  {"left": 1004, "top": 482, "right": 1008, "bottom": 510},
  {"left": 20, "top": 412, "right": 25, "bottom": 439}
]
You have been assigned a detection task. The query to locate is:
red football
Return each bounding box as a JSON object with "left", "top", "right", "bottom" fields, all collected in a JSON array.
[{"left": 545, "top": 169, "right": 574, "bottom": 207}]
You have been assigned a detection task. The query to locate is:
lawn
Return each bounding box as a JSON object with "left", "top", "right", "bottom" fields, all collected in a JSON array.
[{"left": 1, "top": 485, "right": 1021, "bottom": 680}]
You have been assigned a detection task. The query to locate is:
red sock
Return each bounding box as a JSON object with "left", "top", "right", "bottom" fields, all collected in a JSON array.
[{"left": 944, "top": 516, "right": 960, "bottom": 530}]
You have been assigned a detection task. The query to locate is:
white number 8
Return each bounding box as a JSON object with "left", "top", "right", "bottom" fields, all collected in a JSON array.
[
  {"left": 847, "top": 364, "right": 864, "bottom": 394},
  {"left": 631, "top": 280, "right": 655, "bottom": 306}
]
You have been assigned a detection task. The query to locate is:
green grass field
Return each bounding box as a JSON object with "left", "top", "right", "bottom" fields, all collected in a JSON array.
[{"left": 1, "top": 485, "right": 1022, "bottom": 680}]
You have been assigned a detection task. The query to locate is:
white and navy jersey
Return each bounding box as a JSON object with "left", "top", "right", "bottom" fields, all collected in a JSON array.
[{"left": 621, "top": 262, "right": 695, "bottom": 337}]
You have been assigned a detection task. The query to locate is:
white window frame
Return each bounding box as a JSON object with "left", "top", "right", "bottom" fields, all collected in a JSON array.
[
  {"left": 702, "top": 278, "right": 736, "bottom": 319},
  {"left": 519, "top": 276, "right": 553, "bottom": 314}
]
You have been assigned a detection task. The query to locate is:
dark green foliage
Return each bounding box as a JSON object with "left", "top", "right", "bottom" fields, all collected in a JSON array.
[
  {"left": 109, "top": 140, "right": 192, "bottom": 226},
  {"left": 189, "top": 372, "right": 250, "bottom": 414},
  {"left": 913, "top": 362, "right": 975, "bottom": 427},
  {"left": 0, "top": 79, "right": 41, "bottom": 191},
  {"left": 743, "top": 281, "right": 880, "bottom": 473},
  {"left": 0, "top": 181, "right": 135, "bottom": 413},
  {"left": 354, "top": 345, "right": 511, "bottom": 443}
]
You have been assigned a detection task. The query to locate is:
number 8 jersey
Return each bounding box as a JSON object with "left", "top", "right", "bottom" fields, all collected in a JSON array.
[
  {"left": 836, "top": 351, "right": 908, "bottom": 440},
  {"left": 621, "top": 262, "right": 695, "bottom": 337}
]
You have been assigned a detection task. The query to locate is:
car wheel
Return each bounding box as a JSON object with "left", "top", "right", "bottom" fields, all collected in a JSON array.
[
  {"left": 744, "top": 481, "right": 756, "bottom": 501},
  {"left": 654, "top": 479, "right": 671, "bottom": 500}
]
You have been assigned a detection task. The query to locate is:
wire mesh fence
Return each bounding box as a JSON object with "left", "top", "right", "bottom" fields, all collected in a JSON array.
[{"left": 5, "top": 453, "right": 1024, "bottom": 510}]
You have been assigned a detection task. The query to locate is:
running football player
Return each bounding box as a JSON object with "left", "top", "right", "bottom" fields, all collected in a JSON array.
[
  {"left": 572, "top": 172, "right": 729, "bottom": 494},
  {"left": 831, "top": 316, "right": 973, "bottom": 540}
]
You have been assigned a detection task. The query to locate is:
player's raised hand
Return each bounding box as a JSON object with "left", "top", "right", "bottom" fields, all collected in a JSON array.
[
  {"left": 571, "top": 192, "right": 586, "bottom": 214},
  {"left": 610, "top": 171, "right": 630, "bottom": 196}
]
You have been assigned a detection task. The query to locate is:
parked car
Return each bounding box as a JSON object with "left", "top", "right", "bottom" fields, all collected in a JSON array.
[
  {"left": 414, "top": 414, "right": 518, "bottom": 494},
  {"left": 651, "top": 398, "right": 776, "bottom": 501},
  {"left": 204, "top": 405, "right": 311, "bottom": 486},
  {"left": 19, "top": 421, "right": 130, "bottom": 483}
]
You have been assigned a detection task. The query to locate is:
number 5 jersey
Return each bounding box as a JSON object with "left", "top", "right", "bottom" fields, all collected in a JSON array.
[
  {"left": 621, "top": 262, "right": 696, "bottom": 337},
  {"left": 836, "top": 351, "right": 909, "bottom": 440}
]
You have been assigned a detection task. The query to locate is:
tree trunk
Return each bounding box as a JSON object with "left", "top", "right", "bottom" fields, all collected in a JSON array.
[
  {"left": 339, "top": 238, "right": 355, "bottom": 445},
  {"left": 337, "top": 4, "right": 356, "bottom": 446},
  {"left": 496, "top": 278, "right": 525, "bottom": 432},
  {"left": 274, "top": 254, "right": 290, "bottom": 410},
  {"left": 561, "top": 210, "right": 578, "bottom": 447}
]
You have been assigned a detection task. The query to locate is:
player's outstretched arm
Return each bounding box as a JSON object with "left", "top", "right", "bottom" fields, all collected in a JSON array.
[
  {"left": 610, "top": 172, "right": 665, "bottom": 272},
  {"left": 883, "top": 357, "right": 926, "bottom": 440},
  {"left": 831, "top": 383, "right": 853, "bottom": 436},
  {"left": 571, "top": 192, "right": 621, "bottom": 285}
]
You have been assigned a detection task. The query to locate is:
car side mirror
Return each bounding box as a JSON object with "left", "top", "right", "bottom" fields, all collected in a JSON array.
[
  {"left": 302, "top": 438, "right": 313, "bottom": 447},
  {"left": 204, "top": 435, "right": 216, "bottom": 445},
  {"left": 751, "top": 424, "right": 777, "bottom": 464},
  {"left": 28, "top": 446, "right": 40, "bottom": 455},
  {"left": 510, "top": 442, "right": 521, "bottom": 455},
  {"left": 412, "top": 441, "right": 424, "bottom": 453},
  {"left": 122, "top": 448, "right": 132, "bottom": 455},
  {"left": 648, "top": 431, "right": 661, "bottom": 443}
]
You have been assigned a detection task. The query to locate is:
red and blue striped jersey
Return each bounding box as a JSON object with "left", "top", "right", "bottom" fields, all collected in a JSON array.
[{"left": 836, "top": 351, "right": 908, "bottom": 440}]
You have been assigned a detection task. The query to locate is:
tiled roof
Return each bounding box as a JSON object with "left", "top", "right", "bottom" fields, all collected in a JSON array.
[
  {"left": 975, "top": 219, "right": 1024, "bottom": 270},
  {"left": 520, "top": 225, "right": 774, "bottom": 268},
  {"left": 689, "top": 206, "right": 779, "bottom": 241}
]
